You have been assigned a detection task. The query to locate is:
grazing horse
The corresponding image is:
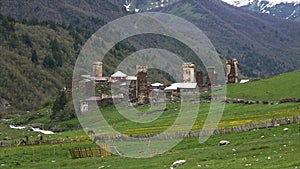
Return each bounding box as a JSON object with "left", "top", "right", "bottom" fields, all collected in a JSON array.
[
  {"left": 17, "top": 139, "right": 26, "bottom": 146},
  {"left": 88, "top": 130, "right": 95, "bottom": 136},
  {"left": 93, "top": 135, "right": 105, "bottom": 143}
]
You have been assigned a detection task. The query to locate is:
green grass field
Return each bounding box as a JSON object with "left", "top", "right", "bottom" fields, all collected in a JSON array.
[
  {"left": 226, "top": 70, "right": 300, "bottom": 101},
  {"left": 1, "top": 70, "right": 299, "bottom": 168},
  {"left": 0, "top": 123, "right": 299, "bottom": 169},
  {"left": 87, "top": 102, "right": 299, "bottom": 136}
]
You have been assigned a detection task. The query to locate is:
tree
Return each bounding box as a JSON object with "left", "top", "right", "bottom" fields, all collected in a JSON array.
[
  {"left": 23, "top": 33, "right": 32, "bottom": 47},
  {"left": 49, "top": 21, "right": 58, "bottom": 31},
  {"left": 53, "top": 51, "right": 62, "bottom": 67},
  {"left": 31, "top": 49, "right": 38, "bottom": 64},
  {"left": 43, "top": 55, "right": 55, "bottom": 68},
  {"left": 9, "top": 33, "right": 19, "bottom": 48},
  {"left": 51, "top": 91, "right": 68, "bottom": 120},
  {"left": 2, "top": 16, "right": 14, "bottom": 32},
  {"left": 50, "top": 91, "right": 75, "bottom": 121},
  {"left": 50, "top": 38, "right": 60, "bottom": 52},
  {"left": 62, "top": 101, "right": 76, "bottom": 120}
]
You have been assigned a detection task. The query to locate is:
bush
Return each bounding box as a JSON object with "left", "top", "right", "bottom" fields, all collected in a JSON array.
[{"left": 41, "top": 97, "right": 53, "bottom": 108}]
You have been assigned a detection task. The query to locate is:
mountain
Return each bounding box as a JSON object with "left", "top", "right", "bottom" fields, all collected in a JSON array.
[
  {"left": 2, "top": 0, "right": 299, "bottom": 77},
  {"left": 111, "top": 0, "right": 300, "bottom": 77},
  {"left": 112, "top": 0, "right": 178, "bottom": 12},
  {"left": 156, "top": 0, "right": 300, "bottom": 77},
  {"left": 114, "top": 0, "right": 300, "bottom": 23},
  {"left": 221, "top": 0, "right": 300, "bottom": 22}
]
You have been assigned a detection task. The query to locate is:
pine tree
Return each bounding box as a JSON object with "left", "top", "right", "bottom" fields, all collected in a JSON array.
[
  {"left": 50, "top": 38, "right": 60, "bottom": 52},
  {"left": 43, "top": 55, "right": 55, "bottom": 68},
  {"left": 23, "top": 33, "right": 32, "bottom": 47},
  {"left": 51, "top": 91, "right": 68, "bottom": 120},
  {"left": 31, "top": 49, "right": 38, "bottom": 64}
]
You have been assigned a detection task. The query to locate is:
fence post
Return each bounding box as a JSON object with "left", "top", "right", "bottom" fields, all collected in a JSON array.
[
  {"left": 89, "top": 147, "right": 93, "bottom": 157},
  {"left": 98, "top": 146, "right": 102, "bottom": 156},
  {"left": 78, "top": 148, "right": 82, "bottom": 158}
]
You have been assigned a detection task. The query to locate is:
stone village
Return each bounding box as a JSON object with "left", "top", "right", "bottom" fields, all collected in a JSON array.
[{"left": 77, "top": 59, "right": 238, "bottom": 113}]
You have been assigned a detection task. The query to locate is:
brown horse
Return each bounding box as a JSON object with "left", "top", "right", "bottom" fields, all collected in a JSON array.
[
  {"left": 88, "top": 130, "right": 95, "bottom": 136},
  {"left": 17, "top": 139, "right": 26, "bottom": 146}
]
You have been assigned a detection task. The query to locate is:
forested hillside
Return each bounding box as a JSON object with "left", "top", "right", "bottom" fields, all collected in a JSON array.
[
  {"left": 2, "top": 0, "right": 300, "bottom": 77},
  {"left": 0, "top": 15, "right": 86, "bottom": 112},
  {"left": 0, "top": 15, "right": 172, "bottom": 113},
  {"left": 0, "top": 0, "right": 126, "bottom": 30}
]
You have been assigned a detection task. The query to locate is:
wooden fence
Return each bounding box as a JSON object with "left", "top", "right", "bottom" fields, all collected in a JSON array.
[{"left": 69, "top": 144, "right": 111, "bottom": 159}]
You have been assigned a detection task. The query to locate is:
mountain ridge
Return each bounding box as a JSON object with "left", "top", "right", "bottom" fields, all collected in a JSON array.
[
  {"left": 222, "top": 0, "right": 300, "bottom": 7},
  {"left": 221, "top": 0, "right": 300, "bottom": 22},
  {"left": 157, "top": 0, "right": 300, "bottom": 77}
]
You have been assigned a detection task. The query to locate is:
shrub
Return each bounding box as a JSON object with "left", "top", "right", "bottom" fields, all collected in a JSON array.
[{"left": 41, "top": 97, "right": 54, "bottom": 108}]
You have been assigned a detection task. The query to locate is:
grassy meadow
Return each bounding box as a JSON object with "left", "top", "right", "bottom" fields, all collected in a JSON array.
[
  {"left": 0, "top": 123, "right": 299, "bottom": 169},
  {"left": 226, "top": 70, "right": 300, "bottom": 101},
  {"left": 0, "top": 70, "right": 299, "bottom": 168}
]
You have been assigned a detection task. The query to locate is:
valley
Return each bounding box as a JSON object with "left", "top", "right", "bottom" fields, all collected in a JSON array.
[{"left": 0, "top": 0, "right": 299, "bottom": 168}]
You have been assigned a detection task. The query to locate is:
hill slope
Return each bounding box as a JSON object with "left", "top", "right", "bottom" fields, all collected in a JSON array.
[
  {"left": 158, "top": 0, "right": 300, "bottom": 77},
  {"left": 1, "top": 0, "right": 300, "bottom": 77},
  {"left": 0, "top": 0, "right": 126, "bottom": 30},
  {"left": 0, "top": 15, "right": 85, "bottom": 112},
  {"left": 226, "top": 70, "right": 300, "bottom": 101}
]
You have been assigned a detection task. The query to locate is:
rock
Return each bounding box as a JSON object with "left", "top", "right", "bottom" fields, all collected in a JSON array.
[
  {"left": 170, "top": 160, "right": 186, "bottom": 169},
  {"left": 24, "top": 126, "right": 33, "bottom": 131},
  {"left": 219, "top": 140, "right": 230, "bottom": 145},
  {"left": 279, "top": 98, "right": 297, "bottom": 103},
  {"left": 4, "top": 137, "right": 12, "bottom": 140}
]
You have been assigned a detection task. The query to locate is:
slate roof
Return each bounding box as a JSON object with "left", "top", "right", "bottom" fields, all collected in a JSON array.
[
  {"left": 111, "top": 71, "right": 127, "bottom": 78},
  {"left": 165, "top": 83, "right": 197, "bottom": 90}
]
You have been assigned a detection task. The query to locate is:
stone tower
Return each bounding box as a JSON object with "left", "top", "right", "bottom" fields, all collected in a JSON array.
[
  {"left": 183, "top": 63, "right": 195, "bottom": 83},
  {"left": 207, "top": 66, "right": 217, "bottom": 86},
  {"left": 226, "top": 58, "right": 238, "bottom": 84},
  {"left": 136, "top": 65, "right": 149, "bottom": 105},
  {"left": 92, "top": 62, "right": 103, "bottom": 77},
  {"left": 196, "top": 70, "right": 204, "bottom": 87}
]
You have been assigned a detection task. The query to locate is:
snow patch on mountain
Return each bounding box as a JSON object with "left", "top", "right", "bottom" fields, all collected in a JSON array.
[
  {"left": 221, "top": 0, "right": 253, "bottom": 7},
  {"left": 222, "top": 0, "right": 300, "bottom": 7},
  {"left": 222, "top": 0, "right": 300, "bottom": 22}
]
